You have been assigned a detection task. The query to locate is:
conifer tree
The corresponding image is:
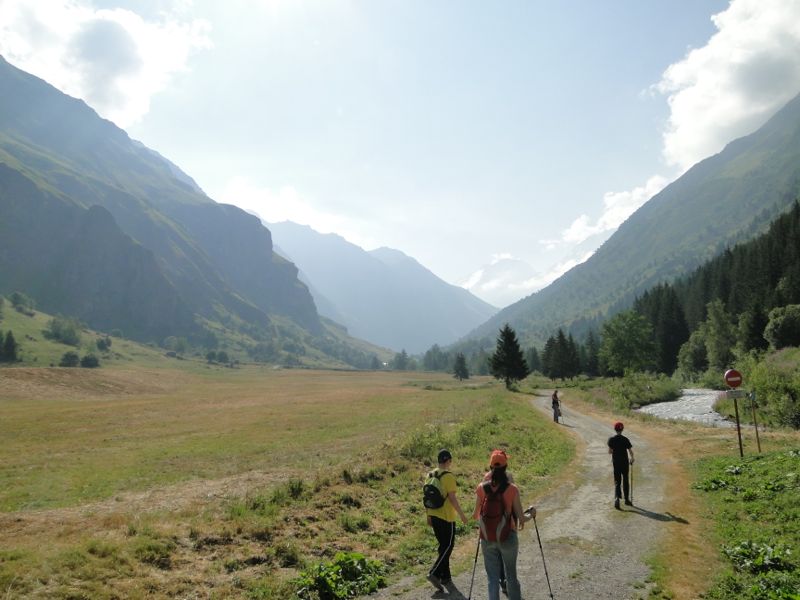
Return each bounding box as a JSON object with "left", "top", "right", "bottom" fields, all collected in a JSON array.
[
  {"left": 585, "top": 329, "right": 600, "bottom": 376},
  {"left": 489, "top": 324, "right": 529, "bottom": 389},
  {"left": 2, "top": 331, "right": 17, "bottom": 362},
  {"left": 453, "top": 352, "right": 469, "bottom": 381}
]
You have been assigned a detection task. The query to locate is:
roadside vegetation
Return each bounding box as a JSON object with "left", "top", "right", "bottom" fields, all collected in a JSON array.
[{"left": 693, "top": 447, "right": 800, "bottom": 599}]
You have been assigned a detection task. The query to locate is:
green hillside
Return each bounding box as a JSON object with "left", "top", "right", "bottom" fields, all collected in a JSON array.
[
  {"left": 0, "top": 56, "right": 389, "bottom": 369},
  {"left": 465, "top": 92, "right": 800, "bottom": 349}
]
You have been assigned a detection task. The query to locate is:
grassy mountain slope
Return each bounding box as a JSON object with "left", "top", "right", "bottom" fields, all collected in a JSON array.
[
  {"left": 469, "top": 91, "right": 800, "bottom": 348},
  {"left": 0, "top": 55, "right": 322, "bottom": 348}
]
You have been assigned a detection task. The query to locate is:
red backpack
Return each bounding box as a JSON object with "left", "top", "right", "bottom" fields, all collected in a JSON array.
[{"left": 478, "top": 482, "right": 512, "bottom": 542}]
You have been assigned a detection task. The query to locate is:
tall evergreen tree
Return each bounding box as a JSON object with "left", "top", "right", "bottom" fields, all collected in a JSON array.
[
  {"left": 525, "top": 346, "right": 541, "bottom": 374},
  {"left": 453, "top": 352, "right": 469, "bottom": 381},
  {"left": 704, "top": 299, "right": 736, "bottom": 370},
  {"left": 489, "top": 324, "right": 529, "bottom": 389},
  {"left": 566, "top": 333, "right": 581, "bottom": 378},
  {"left": 541, "top": 335, "right": 557, "bottom": 380},
  {"left": 2, "top": 331, "right": 17, "bottom": 362},
  {"left": 585, "top": 329, "right": 600, "bottom": 376}
]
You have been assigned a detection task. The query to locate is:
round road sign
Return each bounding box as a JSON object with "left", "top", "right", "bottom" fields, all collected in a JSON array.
[{"left": 724, "top": 369, "right": 742, "bottom": 388}]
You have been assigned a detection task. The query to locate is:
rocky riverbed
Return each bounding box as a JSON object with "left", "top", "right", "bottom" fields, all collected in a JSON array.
[{"left": 636, "top": 388, "right": 734, "bottom": 427}]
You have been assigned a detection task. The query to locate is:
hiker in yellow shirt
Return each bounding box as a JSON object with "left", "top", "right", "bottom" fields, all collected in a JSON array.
[{"left": 426, "top": 448, "right": 469, "bottom": 593}]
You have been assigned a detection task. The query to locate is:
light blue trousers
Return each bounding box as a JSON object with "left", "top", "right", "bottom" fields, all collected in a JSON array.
[{"left": 481, "top": 531, "right": 521, "bottom": 600}]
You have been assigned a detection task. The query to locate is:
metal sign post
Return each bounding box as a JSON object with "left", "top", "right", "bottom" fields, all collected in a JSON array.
[
  {"left": 750, "top": 390, "right": 762, "bottom": 453},
  {"left": 725, "top": 369, "right": 745, "bottom": 458}
]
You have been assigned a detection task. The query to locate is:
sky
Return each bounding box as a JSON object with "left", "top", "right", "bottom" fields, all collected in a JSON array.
[{"left": 2, "top": 0, "right": 800, "bottom": 308}]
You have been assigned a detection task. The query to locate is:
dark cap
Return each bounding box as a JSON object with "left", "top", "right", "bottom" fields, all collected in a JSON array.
[{"left": 437, "top": 449, "right": 452, "bottom": 464}]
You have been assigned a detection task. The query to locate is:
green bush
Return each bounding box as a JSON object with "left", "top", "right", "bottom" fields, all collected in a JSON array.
[
  {"left": 607, "top": 371, "right": 680, "bottom": 410},
  {"left": 80, "top": 354, "right": 100, "bottom": 368},
  {"left": 59, "top": 351, "right": 80, "bottom": 368},
  {"left": 44, "top": 315, "right": 82, "bottom": 346},
  {"left": 294, "top": 551, "right": 386, "bottom": 600}
]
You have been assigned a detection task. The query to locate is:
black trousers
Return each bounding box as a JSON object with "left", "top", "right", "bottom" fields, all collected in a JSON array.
[
  {"left": 429, "top": 516, "right": 456, "bottom": 581},
  {"left": 613, "top": 462, "right": 629, "bottom": 500}
]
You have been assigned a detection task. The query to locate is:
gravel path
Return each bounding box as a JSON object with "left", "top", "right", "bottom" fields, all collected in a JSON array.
[
  {"left": 360, "top": 393, "right": 679, "bottom": 600},
  {"left": 636, "top": 388, "right": 733, "bottom": 428}
]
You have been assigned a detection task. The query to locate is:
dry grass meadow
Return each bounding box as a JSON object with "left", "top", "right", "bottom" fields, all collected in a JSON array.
[{"left": 0, "top": 365, "right": 574, "bottom": 599}]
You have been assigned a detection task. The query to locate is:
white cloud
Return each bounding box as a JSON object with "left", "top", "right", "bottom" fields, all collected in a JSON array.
[
  {"left": 561, "top": 175, "right": 668, "bottom": 245},
  {"left": 0, "top": 0, "right": 211, "bottom": 127},
  {"left": 460, "top": 251, "right": 595, "bottom": 307},
  {"left": 657, "top": 0, "right": 800, "bottom": 171},
  {"left": 558, "top": 0, "right": 800, "bottom": 254}
]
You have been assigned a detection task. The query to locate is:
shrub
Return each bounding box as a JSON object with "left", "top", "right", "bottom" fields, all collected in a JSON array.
[
  {"left": 295, "top": 551, "right": 386, "bottom": 600},
  {"left": 59, "top": 351, "right": 80, "bottom": 368},
  {"left": 80, "top": 354, "right": 100, "bottom": 368},
  {"left": 44, "top": 315, "right": 82, "bottom": 346}
]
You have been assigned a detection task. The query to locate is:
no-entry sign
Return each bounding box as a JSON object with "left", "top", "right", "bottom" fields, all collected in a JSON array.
[{"left": 724, "top": 368, "right": 743, "bottom": 388}]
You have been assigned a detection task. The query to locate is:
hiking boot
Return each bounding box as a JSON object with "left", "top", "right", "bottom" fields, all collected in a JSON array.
[
  {"left": 427, "top": 573, "right": 444, "bottom": 592},
  {"left": 625, "top": 499, "right": 633, "bottom": 506},
  {"left": 500, "top": 579, "right": 508, "bottom": 595},
  {"left": 614, "top": 498, "right": 620, "bottom": 509}
]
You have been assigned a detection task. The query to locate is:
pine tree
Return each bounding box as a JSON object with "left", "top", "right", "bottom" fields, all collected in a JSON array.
[
  {"left": 2, "top": 330, "right": 17, "bottom": 362},
  {"left": 453, "top": 352, "right": 469, "bottom": 381},
  {"left": 585, "top": 330, "right": 600, "bottom": 376},
  {"left": 525, "top": 346, "right": 541, "bottom": 374},
  {"left": 489, "top": 324, "right": 529, "bottom": 389}
]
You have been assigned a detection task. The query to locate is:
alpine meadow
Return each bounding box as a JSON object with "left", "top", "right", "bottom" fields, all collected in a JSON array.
[{"left": 2, "top": 2, "right": 800, "bottom": 599}]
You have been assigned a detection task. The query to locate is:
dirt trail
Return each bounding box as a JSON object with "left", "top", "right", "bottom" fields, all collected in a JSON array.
[{"left": 362, "top": 393, "right": 694, "bottom": 600}]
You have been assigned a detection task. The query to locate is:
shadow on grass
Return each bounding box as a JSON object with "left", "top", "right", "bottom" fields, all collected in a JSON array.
[{"left": 626, "top": 505, "right": 689, "bottom": 524}]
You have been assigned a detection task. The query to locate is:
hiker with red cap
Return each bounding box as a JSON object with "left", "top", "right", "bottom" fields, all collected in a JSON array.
[
  {"left": 608, "top": 421, "right": 634, "bottom": 509},
  {"left": 473, "top": 449, "right": 535, "bottom": 600}
]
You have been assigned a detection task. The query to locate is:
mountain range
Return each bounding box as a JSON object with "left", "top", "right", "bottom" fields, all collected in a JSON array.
[
  {"left": 3, "top": 50, "right": 800, "bottom": 364},
  {"left": 268, "top": 221, "right": 497, "bottom": 353},
  {"left": 464, "top": 90, "right": 800, "bottom": 349},
  {"left": 0, "top": 55, "right": 326, "bottom": 357}
]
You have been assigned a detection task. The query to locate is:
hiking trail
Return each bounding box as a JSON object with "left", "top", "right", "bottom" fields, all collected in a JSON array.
[{"left": 361, "top": 391, "right": 691, "bottom": 600}]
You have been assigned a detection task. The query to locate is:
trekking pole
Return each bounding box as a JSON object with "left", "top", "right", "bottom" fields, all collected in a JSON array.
[
  {"left": 527, "top": 508, "right": 554, "bottom": 599},
  {"left": 467, "top": 531, "right": 480, "bottom": 600},
  {"left": 630, "top": 463, "right": 634, "bottom": 505}
]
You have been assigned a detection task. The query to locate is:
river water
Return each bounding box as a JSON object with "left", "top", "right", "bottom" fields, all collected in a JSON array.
[{"left": 636, "top": 388, "right": 734, "bottom": 427}]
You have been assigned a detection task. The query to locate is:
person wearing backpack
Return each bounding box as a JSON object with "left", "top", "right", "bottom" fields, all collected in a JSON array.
[
  {"left": 473, "top": 450, "right": 534, "bottom": 600},
  {"left": 425, "top": 449, "right": 469, "bottom": 593}
]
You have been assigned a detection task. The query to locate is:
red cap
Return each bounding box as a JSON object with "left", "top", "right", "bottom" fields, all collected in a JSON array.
[
  {"left": 489, "top": 449, "right": 508, "bottom": 468},
  {"left": 614, "top": 421, "right": 624, "bottom": 431}
]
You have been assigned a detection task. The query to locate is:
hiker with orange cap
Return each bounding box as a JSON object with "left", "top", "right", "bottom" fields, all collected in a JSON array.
[
  {"left": 608, "top": 421, "right": 634, "bottom": 509},
  {"left": 473, "top": 449, "right": 535, "bottom": 600}
]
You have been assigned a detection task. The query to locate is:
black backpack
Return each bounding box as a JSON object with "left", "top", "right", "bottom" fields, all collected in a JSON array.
[{"left": 422, "top": 469, "right": 450, "bottom": 509}]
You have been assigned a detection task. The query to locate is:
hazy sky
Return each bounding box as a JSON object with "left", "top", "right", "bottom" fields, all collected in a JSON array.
[{"left": 3, "top": 1, "right": 800, "bottom": 307}]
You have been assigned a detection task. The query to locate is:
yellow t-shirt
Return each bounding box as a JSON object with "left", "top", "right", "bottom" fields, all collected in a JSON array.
[{"left": 426, "top": 470, "right": 457, "bottom": 522}]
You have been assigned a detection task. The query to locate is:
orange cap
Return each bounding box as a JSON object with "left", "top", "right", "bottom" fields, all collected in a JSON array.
[{"left": 489, "top": 449, "right": 508, "bottom": 468}]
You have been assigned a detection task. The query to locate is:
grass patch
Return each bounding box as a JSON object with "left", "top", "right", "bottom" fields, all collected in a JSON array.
[
  {"left": 692, "top": 448, "right": 800, "bottom": 599},
  {"left": 0, "top": 369, "right": 573, "bottom": 598}
]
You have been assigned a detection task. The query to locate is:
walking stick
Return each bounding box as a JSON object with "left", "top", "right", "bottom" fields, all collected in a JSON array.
[
  {"left": 630, "top": 463, "right": 634, "bottom": 505},
  {"left": 529, "top": 510, "right": 555, "bottom": 599},
  {"left": 467, "top": 531, "right": 480, "bottom": 600}
]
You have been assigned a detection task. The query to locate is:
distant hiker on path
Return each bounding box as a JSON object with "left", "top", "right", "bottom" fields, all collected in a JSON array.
[
  {"left": 551, "top": 389, "right": 561, "bottom": 423},
  {"left": 608, "top": 421, "right": 635, "bottom": 509},
  {"left": 473, "top": 449, "right": 535, "bottom": 600},
  {"left": 425, "top": 449, "right": 469, "bottom": 593}
]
